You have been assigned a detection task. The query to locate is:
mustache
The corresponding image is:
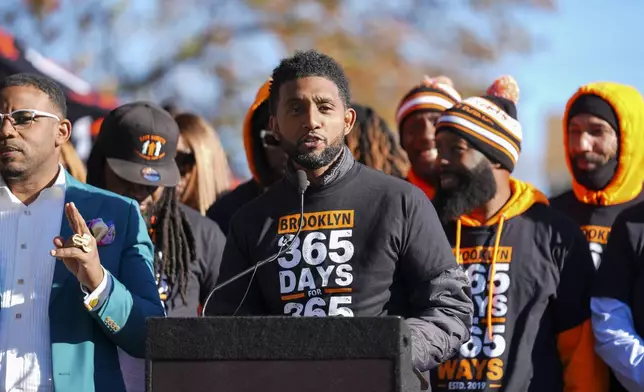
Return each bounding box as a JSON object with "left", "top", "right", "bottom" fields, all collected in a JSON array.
[
  {"left": 572, "top": 153, "right": 606, "bottom": 165},
  {"left": 439, "top": 166, "right": 472, "bottom": 182},
  {"left": 297, "top": 133, "right": 327, "bottom": 145},
  {"left": 434, "top": 162, "right": 497, "bottom": 224},
  {"left": 0, "top": 143, "right": 22, "bottom": 153}
]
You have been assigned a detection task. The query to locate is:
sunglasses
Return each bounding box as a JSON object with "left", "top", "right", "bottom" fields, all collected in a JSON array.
[
  {"left": 260, "top": 129, "right": 280, "bottom": 148},
  {"left": 0, "top": 109, "right": 60, "bottom": 130},
  {"left": 175, "top": 152, "right": 196, "bottom": 176}
]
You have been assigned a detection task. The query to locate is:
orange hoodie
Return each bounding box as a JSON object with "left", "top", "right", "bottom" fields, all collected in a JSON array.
[
  {"left": 407, "top": 169, "right": 436, "bottom": 199},
  {"left": 243, "top": 79, "right": 272, "bottom": 185}
]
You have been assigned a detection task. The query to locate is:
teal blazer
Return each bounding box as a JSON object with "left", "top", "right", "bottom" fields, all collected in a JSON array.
[{"left": 49, "top": 172, "right": 165, "bottom": 391}]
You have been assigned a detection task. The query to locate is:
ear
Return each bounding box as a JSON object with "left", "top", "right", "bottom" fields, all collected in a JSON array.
[
  {"left": 491, "top": 162, "right": 503, "bottom": 169},
  {"left": 269, "top": 116, "right": 281, "bottom": 141},
  {"left": 55, "top": 119, "right": 72, "bottom": 147},
  {"left": 343, "top": 107, "right": 357, "bottom": 137}
]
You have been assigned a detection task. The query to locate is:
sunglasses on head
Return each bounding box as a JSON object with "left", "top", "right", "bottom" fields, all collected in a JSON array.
[{"left": 260, "top": 129, "right": 280, "bottom": 148}]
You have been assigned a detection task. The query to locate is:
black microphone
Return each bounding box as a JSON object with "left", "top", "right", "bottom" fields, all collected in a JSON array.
[
  {"left": 296, "top": 169, "right": 309, "bottom": 195},
  {"left": 200, "top": 170, "right": 309, "bottom": 316}
]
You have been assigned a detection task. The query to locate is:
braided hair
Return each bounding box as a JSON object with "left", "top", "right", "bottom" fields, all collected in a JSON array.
[
  {"left": 348, "top": 103, "right": 410, "bottom": 178},
  {"left": 148, "top": 187, "right": 196, "bottom": 305},
  {"left": 86, "top": 145, "right": 196, "bottom": 305}
]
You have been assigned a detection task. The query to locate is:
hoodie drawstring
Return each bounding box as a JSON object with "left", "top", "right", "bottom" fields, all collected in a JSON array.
[
  {"left": 455, "top": 219, "right": 462, "bottom": 264},
  {"left": 454, "top": 216, "right": 506, "bottom": 338},
  {"left": 455, "top": 216, "right": 506, "bottom": 339},
  {"left": 486, "top": 215, "right": 505, "bottom": 339}
]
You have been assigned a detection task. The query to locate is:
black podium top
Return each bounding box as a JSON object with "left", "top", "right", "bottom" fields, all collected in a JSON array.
[
  {"left": 147, "top": 316, "right": 410, "bottom": 360},
  {"left": 146, "top": 316, "right": 423, "bottom": 392}
]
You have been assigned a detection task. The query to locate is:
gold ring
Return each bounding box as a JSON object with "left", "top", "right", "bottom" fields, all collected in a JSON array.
[{"left": 71, "top": 233, "right": 92, "bottom": 253}]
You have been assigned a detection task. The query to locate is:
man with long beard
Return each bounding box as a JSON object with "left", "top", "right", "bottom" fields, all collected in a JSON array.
[
  {"left": 430, "top": 76, "right": 606, "bottom": 392},
  {"left": 396, "top": 76, "right": 461, "bottom": 199},
  {"left": 208, "top": 49, "right": 473, "bottom": 374}
]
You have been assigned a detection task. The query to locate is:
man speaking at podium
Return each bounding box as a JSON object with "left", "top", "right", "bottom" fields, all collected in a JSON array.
[{"left": 208, "top": 50, "right": 473, "bottom": 373}]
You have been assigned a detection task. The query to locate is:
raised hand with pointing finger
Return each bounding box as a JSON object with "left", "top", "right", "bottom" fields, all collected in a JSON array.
[
  {"left": 0, "top": 75, "right": 165, "bottom": 391},
  {"left": 50, "top": 201, "right": 105, "bottom": 291}
]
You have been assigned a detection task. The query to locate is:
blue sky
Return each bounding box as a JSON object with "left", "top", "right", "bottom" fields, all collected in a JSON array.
[
  {"left": 504, "top": 0, "right": 643, "bottom": 193},
  {"left": 2, "top": 0, "right": 642, "bottom": 193}
]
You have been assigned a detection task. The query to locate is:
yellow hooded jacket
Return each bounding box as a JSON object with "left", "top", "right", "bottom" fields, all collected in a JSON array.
[
  {"left": 549, "top": 81, "right": 644, "bottom": 392},
  {"left": 552, "top": 82, "right": 644, "bottom": 268},
  {"left": 563, "top": 82, "right": 644, "bottom": 206}
]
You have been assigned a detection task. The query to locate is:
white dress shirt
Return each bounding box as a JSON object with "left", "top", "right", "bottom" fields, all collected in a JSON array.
[{"left": 0, "top": 166, "right": 110, "bottom": 392}]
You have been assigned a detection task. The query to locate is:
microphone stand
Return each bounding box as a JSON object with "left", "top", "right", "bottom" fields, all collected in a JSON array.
[
  {"left": 200, "top": 171, "right": 309, "bottom": 316},
  {"left": 199, "top": 169, "right": 429, "bottom": 389}
]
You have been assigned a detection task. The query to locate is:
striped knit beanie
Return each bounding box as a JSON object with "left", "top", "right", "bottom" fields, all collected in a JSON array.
[
  {"left": 396, "top": 75, "right": 462, "bottom": 131},
  {"left": 436, "top": 75, "right": 522, "bottom": 172}
]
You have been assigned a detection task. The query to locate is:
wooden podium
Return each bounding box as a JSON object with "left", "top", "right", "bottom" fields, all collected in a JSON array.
[{"left": 146, "top": 316, "right": 423, "bottom": 392}]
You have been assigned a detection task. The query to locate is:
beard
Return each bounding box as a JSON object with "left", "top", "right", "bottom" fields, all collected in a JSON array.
[
  {"left": 572, "top": 152, "right": 608, "bottom": 167},
  {"left": 0, "top": 151, "right": 28, "bottom": 181},
  {"left": 433, "top": 160, "right": 497, "bottom": 225},
  {"left": 280, "top": 132, "right": 345, "bottom": 170},
  {"left": 0, "top": 164, "right": 25, "bottom": 180},
  {"left": 571, "top": 152, "right": 619, "bottom": 190},
  {"left": 425, "top": 168, "right": 440, "bottom": 188}
]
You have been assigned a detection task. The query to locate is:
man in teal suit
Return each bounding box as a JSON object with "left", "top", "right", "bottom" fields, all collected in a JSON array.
[{"left": 0, "top": 74, "right": 165, "bottom": 392}]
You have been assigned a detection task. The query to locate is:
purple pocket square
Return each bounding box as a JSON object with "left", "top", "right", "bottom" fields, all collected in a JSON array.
[{"left": 87, "top": 218, "right": 116, "bottom": 246}]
